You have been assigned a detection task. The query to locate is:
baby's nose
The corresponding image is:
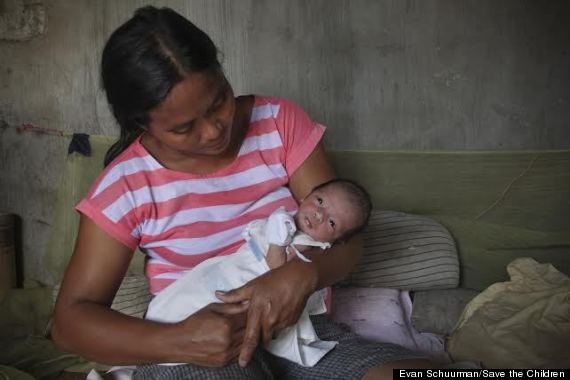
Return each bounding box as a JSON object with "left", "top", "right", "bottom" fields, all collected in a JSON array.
[{"left": 314, "top": 209, "right": 324, "bottom": 224}]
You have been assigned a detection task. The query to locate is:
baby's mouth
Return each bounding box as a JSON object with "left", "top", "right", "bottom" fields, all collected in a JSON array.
[{"left": 304, "top": 216, "right": 312, "bottom": 230}]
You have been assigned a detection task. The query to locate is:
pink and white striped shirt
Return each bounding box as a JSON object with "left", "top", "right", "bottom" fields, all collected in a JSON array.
[{"left": 77, "top": 96, "right": 325, "bottom": 294}]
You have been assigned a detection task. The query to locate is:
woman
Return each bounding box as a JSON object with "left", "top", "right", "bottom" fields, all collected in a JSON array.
[{"left": 52, "top": 6, "right": 436, "bottom": 379}]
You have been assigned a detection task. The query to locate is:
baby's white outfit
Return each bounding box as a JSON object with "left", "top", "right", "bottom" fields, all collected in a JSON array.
[{"left": 145, "top": 207, "right": 337, "bottom": 367}]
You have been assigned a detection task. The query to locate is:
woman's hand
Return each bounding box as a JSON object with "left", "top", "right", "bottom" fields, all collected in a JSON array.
[
  {"left": 173, "top": 302, "right": 249, "bottom": 367},
  {"left": 215, "top": 258, "right": 317, "bottom": 367},
  {"left": 53, "top": 215, "right": 251, "bottom": 366}
]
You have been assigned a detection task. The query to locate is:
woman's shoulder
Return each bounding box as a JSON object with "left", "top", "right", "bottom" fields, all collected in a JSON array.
[
  {"left": 86, "top": 136, "right": 160, "bottom": 198},
  {"left": 104, "top": 136, "right": 158, "bottom": 171},
  {"left": 253, "top": 95, "right": 302, "bottom": 108},
  {"left": 251, "top": 95, "right": 310, "bottom": 121}
]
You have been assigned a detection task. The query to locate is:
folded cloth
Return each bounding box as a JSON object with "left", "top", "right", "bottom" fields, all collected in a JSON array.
[
  {"left": 447, "top": 257, "right": 570, "bottom": 368},
  {"left": 67, "top": 133, "right": 91, "bottom": 156},
  {"left": 330, "top": 287, "right": 449, "bottom": 362},
  {"left": 87, "top": 366, "right": 135, "bottom": 380},
  {"left": 145, "top": 210, "right": 334, "bottom": 367},
  {"left": 263, "top": 207, "right": 297, "bottom": 246}
]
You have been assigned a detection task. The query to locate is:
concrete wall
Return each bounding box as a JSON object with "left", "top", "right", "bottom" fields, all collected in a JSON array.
[{"left": 1, "top": 0, "right": 569, "bottom": 283}]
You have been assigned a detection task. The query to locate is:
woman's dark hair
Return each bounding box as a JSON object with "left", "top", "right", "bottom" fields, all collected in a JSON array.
[
  {"left": 102, "top": 6, "right": 221, "bottom": 166},
  {"left": 312, "top": 178, "right": 373, "bottom": 243}
]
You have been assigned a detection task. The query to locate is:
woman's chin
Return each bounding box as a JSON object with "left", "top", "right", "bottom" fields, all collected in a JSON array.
[{"left": 209, "top": 135, "right": 233, "bottom": 155}]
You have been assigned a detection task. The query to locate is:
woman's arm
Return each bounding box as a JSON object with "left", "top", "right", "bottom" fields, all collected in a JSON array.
[
  {"left": 287, "top": 143, "right": 363, "bottom": 287},
  {"left": 217, "top": 143, "right": 363, "bottom": 366},
  {"left": 52, "top": 215, "right": 248, "bottom": 366}
]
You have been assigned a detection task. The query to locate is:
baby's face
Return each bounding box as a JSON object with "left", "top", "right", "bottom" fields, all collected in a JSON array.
[{"left": 295, "top": 185, "right": 359, "bottom": 243}]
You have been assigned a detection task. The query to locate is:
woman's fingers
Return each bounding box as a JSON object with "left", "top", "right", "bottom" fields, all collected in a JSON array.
[
  {"left": 231, "top": 321, "right": 246, "bottom": 343},
  {"left": 238, "top": 304, "right": 263, "bottom": 367},
  {"left": 215, "top": 285, "right": 251, "bottom": 303},
  {"left": 224, "top": 261, "right": 317, "bottom": 366},
  {"left": 220, "top": 332, "right": 244, "bottom": 365},
  {"left": 207, "top": 302, "right": 248, "bottom": 337},
  {"left": 261, "top": 326, "right": 275, "bottom": 346},
  {"left": 208, "top": 300, "right": 249, "bottom": 315},
  {"left": 261, "top": 300, "right": 277, "bottom": 345}
]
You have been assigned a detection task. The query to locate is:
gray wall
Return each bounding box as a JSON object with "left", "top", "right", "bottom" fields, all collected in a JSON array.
[{"left": 1, "top": 0, "right": 569, "bottom": 283}]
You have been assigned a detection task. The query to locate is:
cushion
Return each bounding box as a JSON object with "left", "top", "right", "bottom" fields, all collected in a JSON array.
[
  {"left": 0, "top": 286, "right": 92, "bottom": 378},
  {"left": 52, "top": 275, "right": 151, "bottom": 319},
  {"left": 410, "top": 288, "right": 479, "bottom": 335},
  {"left": 0, "top": 365, "right": 35, "bottom": 380},
  {"left": 330, "top": 287, "right": 448, "bottom": 361},
  {"left": 344, "top": 210, "right": 459, "bottom": 290}
]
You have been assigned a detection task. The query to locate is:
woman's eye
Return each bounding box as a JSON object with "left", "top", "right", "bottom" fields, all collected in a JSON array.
[
  {"left": 214, "top": 92, "right": 226, "bottom": 108},
  {"left": 207, "top": 91, "right": 227, "bottom": 115},
  {"left": 172, "top": 123, "right": 194, "bottom": 134}
]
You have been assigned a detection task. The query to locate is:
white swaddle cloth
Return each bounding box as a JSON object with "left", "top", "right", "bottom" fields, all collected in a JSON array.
[{"left": 145, "top": 208, "right": 337, "bottom": 367}]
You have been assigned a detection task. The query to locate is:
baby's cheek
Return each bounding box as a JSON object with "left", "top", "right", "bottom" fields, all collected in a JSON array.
[{"left": 318, "top": 228, "right": 334, "bottom": 242}]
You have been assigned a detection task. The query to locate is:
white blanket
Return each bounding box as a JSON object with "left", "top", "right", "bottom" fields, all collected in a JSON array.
[{"left": 145, "top": 211, "right": 335, "bottom": 367}]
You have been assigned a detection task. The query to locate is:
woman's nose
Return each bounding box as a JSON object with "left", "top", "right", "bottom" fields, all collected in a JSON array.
[{"left": 202, "top": 120, "right": 223, "bottom": 141}]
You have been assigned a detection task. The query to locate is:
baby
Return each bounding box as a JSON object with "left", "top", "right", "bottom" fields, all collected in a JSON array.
[
  {"left": 263, "top": 178, "right": 372, "bottom": 269},
  {"left": 145, "top": 179, "right": 372, "bottom": 367}
]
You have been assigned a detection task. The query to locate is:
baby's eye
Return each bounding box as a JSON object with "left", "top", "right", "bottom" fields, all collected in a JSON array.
[
  {"left": 317, "top": 197, "right": 323, "bottom": 205},
  {"left": 329, "top": 220, "right": 336, "bottom": 229}
]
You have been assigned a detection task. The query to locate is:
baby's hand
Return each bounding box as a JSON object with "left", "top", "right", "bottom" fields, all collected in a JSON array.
[{"left": 266, "top": 244, "right": 287, "bottom": 269}]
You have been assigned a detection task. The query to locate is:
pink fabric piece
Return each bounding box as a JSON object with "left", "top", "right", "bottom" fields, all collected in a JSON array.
[{"left": 330, "top": 287, "right": 449, "bottom": 361}]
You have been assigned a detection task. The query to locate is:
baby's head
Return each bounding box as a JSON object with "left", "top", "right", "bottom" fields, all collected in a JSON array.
[{"left": 295, "top": 179, "right": 372, "bottom": 244}]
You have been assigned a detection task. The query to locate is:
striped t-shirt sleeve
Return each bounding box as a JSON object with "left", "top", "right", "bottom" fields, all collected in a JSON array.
[
  {"left": 272, "top": 98, "right": 326, "bottom": 177},
  {"left": 75, "top": 151, "right": 157, "bottom": 250},
  {"left": 77, "top": 195, "right": 140, "bottom": 250}
]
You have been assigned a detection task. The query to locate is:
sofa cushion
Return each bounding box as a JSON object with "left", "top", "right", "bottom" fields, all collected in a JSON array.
[
  {"left": 345, "top": 210, "right": 459, "bottom": 290},
  {"left": 411, "top": 288, "right": 479, "bottom": 335},
  {"left": 330, "top": 287, "right": 447, "bottom": 360}
]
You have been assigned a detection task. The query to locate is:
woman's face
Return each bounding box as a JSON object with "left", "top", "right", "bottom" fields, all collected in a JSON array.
[{"left": 146, "top": 70, "right": 236, "bottom": 157}]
